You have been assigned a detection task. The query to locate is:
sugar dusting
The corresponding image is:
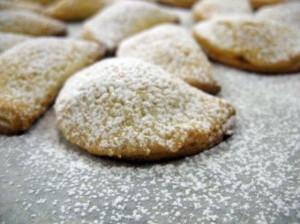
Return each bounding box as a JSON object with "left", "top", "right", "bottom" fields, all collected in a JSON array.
[
  {"left": 0, "top": 63, "right": 300, "bottom": 223},
  {"left": 82, "top": 0, "right": 178, "bottom": 51},
  {"left": 256, "top": 1, "right": 300, "bottom": 30},
  {"left": 194, "top": 17, "right": 300, "bottom": 65},
  {"left": 55, "top": 58, "right": 233, "bottom": 156},
  {"left": 192, "top": 0, "right": 252, "bottom": 21},
  {"left": 117, "top": 24, "right": 219, "bottom": 92}
]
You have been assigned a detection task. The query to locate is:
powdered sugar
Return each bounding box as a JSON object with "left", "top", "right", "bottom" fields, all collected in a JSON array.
[
  {"left": 55, "top": 58, "right": 234, "bottom": 158},
  {"left": 192, "top": 0, "right": 252, "bottom": 21},
  {"left": 0, "top": 32, "right": 32, "bottom": 53},
  {"left": 0, "top": 37, "right": 102, "bottom": 131},
  {"left": 193, "top": 16, "right": 300, "bottom": 67},
  {"left": 117, "top": 24, "right": 219, "bottom": 93},
  {"left": 81, "top": 0, "right": 178, "bottom": 52},
  {"left": 256, "top": 1, "right": 300, "bottom": 30},
  {"left": 0, "top": 9, "right": 66, "bottom": 36}
]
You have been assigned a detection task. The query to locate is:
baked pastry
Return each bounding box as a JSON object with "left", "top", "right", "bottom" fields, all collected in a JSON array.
[
  {"left": 0, "top": 9, "right": 67, "bottom": 36},
  {"left": 159, "top": 0, "right": 197, "bottom": 8},
  {"left": 0, "top": 0, "right": 43, "bottom": 13},
  {"left": 193, "top": 17, "right": 300, "bottom": 73},
  {"left": 193, "top": 0, "right": 252, "bottom": 21},
  {"left": 46, "top": 0, "right": 106, "bottom": 21},
  {"left": 0, "top": 38, "right": 103, "bottom": 134},
  {"left": 250, "top": 0, "right": 284, "bottom": 9},
  {"left": 81, "top": 0, "right": 179, "bottom": 53},
  {"left": 117, "top": 24, "right": 220, "bottom": 94},
  {"left": 55, "top": 58, "right": 235, "bottom": 161},
  {"left": 256, "top": 1, "right": 300, "bottom": 30},
  {"left": 0, "top": 32, "right": 32, "bottom": 53}
]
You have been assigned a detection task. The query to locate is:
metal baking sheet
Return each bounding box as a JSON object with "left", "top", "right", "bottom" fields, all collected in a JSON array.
[{"left": 1, "top": 18, "right": 300, "bottom": 224}]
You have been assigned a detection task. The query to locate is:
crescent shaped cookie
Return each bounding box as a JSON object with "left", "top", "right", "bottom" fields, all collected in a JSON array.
[
  {"left": 256, "top": 1, "right": 300, "bottom": 30},
  {"left": 0, "top": 0, "right": 43, "bottom": 13},
  {"left": 250, "top": 0, "right": 284, "bottom": 9},
  {"left": 0, "top": 32, "right": 32, "bottom": 53},
  {"left": 0, "top": 9, "right": 67, "bottom": 36},
  {"left": 55, "top": 58, "right": 236, "bottom": 161},
  {"left": 117, "top": 24, "right": 220, "bottom": 94},
  {"left": 81, "top": 0, "right": 179, "bottom": 53},
  {"left": 193, "top": 0, "right": 252, "bottom": 21},
  {"left": 193, "top": 17, "right": 300, "bottom": 73},
  {"left": 159, "top": 0, "right": 197, "bottom": 8},
  {"left": 0, "top": 38, "right": 104, "bottom": 134},
  {"left": 46, "top": 0, "right": 106, "bottom": 21}
]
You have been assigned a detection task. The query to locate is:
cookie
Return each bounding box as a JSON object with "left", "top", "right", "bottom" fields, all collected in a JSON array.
[
  {"left": 0, "top": 0, "right": 43, "bottom": 13},
  {"left": 250, "top": 0, "right": 284, "bottom": 9},
  {"left": 193, "top": 0, "right": 252, "bottom": 21},
  {"left": 55, "top": 58, "right": 236, "bottom": 161},
  {"left": 0, "top": 9, "right": 67, "bottom": 36},
  {"left": 159, "top": 0, "right": 197, "bottom": 8},
  {"left": 0, "top": 38, "right": 103, "bottom": 134},
  {"left": 46, "top": 0, "right": 106, "bottom": 21},
  {"left": 193, "top": 17, "right": 300, "bottom": 73},
  {"left": 0, "top": 32, "right": 32, "bottom": 53},
  {"left": 256, "top": 1, "right": 300, "bottom": 30},
  {"left": 81, "top": 0, "right": 179, "bottom": 53},
  {"left": 117, "top": 24, "right": 220, "bottom": 94}
]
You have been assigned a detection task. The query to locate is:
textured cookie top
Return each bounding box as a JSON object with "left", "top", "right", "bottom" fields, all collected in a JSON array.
[
  {"left": 256, "top": 1, "right": 300, "bottom": 30},
  {"left": 46, "top": 0, "right": 106, "bottom": 21},
  {"left": 0, "top": 38, "right": 102, "bottom": 117},
  {"left": 81, "top": 0, "right": 178, "bottom": 52},
  {"left": 55, "top": 58, "right": 235, "bottom": 158},
  {"left": 193, "top": 0, "right": 252, "bottom": 21},
  {"left": 193, "top": 17, "right": 300, "bottom": 66},
  {"left": 0, "top": 9, "right": 66, "bottom": 36},
  {"left": 117, "top": 24, "right": 220, "bottom": 94},
  {"left": 0, "top": 32, "right": 32, "bottom": 53}
]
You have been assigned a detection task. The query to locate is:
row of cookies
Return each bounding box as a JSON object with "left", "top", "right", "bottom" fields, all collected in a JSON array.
[
  {"left": 0, "top": 1, "right": 237, "bottom": 160},
  {"left": 1, "top": 0, "right": 298, "bottom": 37},
  {"left": 0, "top": 0, "right": 292, "bottom": 24},
  {"left": 0, "top": 0, "right": 299, "bottom": 160},
  {"left": 17, "top": 0, "right": 290, "bottom": 9},
  {"left": 81, "top": 0, "right": 300, "bottom": 73}
]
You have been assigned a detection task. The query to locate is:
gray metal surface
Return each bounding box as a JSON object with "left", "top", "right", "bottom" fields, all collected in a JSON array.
[{"left": 1, "top": 63, "right": 300, "bottom": 224}]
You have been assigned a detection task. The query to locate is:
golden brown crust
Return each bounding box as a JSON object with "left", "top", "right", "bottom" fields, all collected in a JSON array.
[
  {"left": 250, "top": 0, "right": 284, "bottom": 9},
  {"left": 0, "top": 38, "right": 104, "bottom": 135},
  {"left": 159, "top": 0, "right": 197, "bottom": 8},
  {"left": 26, "top": 0, "right": 55, "bottom": 5},
  {"left": 61, "top": 116, "right": 234, "bottom": 161},
  {"left": 185, "top": 77, "right": 221, "bottom": 95}
]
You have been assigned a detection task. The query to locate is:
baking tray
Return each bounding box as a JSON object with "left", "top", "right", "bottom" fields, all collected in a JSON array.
[{"left": 1, "top": 12, "right": 300, "bottom": 224}]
